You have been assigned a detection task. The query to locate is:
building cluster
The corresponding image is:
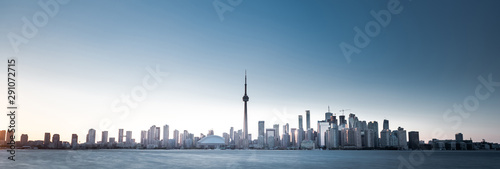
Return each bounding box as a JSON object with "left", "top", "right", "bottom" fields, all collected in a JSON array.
[{"left": 252, "top": 109, "right": 412, "bottom": 150}]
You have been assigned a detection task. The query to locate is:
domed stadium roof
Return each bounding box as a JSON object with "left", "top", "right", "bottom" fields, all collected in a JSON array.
[{"left": 197, "top": 135, "right": 226, "bottom": 145}]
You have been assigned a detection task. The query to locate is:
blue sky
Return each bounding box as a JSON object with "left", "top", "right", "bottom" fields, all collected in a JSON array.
[{"left": 1, "top": 0, "right": 499, "bottom": 143}]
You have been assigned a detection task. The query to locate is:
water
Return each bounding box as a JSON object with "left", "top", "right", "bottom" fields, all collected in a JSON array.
[{"left": 1, "top": 149, "right": 500, "bottom": 169}]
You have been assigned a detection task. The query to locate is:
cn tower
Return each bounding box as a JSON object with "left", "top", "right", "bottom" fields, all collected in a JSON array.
[{"left": 242, "top": 70, "right": 249, "bottom": 149}]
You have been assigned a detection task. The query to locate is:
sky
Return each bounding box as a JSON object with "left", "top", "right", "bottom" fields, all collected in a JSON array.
[{"left": 0, "top": 0, "right": 499, "bottom": 143}]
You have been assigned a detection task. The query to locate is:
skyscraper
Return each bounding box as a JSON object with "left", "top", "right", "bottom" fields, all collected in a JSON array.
[
  {"left": 173, "top": 129, "right": 179, "bottom": 148},
  {"left": 285, "top": 123, "right": 289, "bottom": 134},
  {"left": 383, "top": 119, "right": 389, "bottom": 130},
  {"left": 317, "top": 121, "right": 330, "bottom": 147},
  {"left": 298, "top": 115, "right": 303, "bottom": 130},
  {"left": 397, "top": 127, "right": 408, "bottom": 150},
  {"left": 126, "top": 131, "right": 132, "bottom": 144},
  {"left": 306, "top": 110, "right": 311, "bottom": 129},
  {"left": 339, "top": 115, "right": 346, "bottom": 128},
  {"left": 230, "top": 127, "right": 234, "bottom": 142},
  {"left": 380, "top": 129, "right": 390, "bottom": 147},
  {"left": 368, "top": 121, "right": 379, "bottom": 148},
  {"left": 325, "top": 112, "right": 333, "bottom": 122},
  {"left": 455, "top": 133, "right": 463, "bottom": 142},
  {"left": 118, "top": 129, "right": 124, "bottom": 143},
  {"left": 20, "top": 134, "right": 28, "bottom": 146},
  {"left": 44, "top": 132, "right": 50, "bottom": 147},
  {"left": 163, "top": 124, "right": 169, "bottom": 148},
  {"left": 87, "top": 129, "right": 96, "bottom": 144},
  {"left": 273, "top": 124, "right": 280, "bottom": 140},
  {"left": 52, "top": 134, "right": 60, "bottom": 148},
  {"left": 258, "top": 121, "right": 265, "bottom": 138},
  {"left": 409, "top": 131, "right": 419, "bottom": 150},
  {"left": 242, "top": 71, "right": 249, "bottom": 149},
  {"left": 141, "top": 130, "right": 147, "bottom": 145},
  {"left": 71, "top": 134, "right": 78, "bottom": 149},
  {"left": 102, "top": 131, "right": 108, "bottom": 144}
]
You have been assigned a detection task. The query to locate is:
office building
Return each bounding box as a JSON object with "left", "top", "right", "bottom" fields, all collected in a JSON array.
[
  {"left": 118, "top": 129, "right": 124, "bottom": 143},
  {"left": 102, "top": 131, "right": 108, "bottom": 144},
  {"left": 44, "top": 132, "right": 51, "bottom": 147},
  {"left": 71, "top": 134, "right": 78, "bottom": 149},
  {"left": 298, "top": 115, "right": 303, "bottom": 130},
  {"left": 126, "top": 131, "right": 132, "bottom": 144},
  {"left": 455, "top": 133, "right": 463, "bottom": 142},
  {"left": 163, "top": 124, "right": 169, "bottom": 148},
  {"left": 409, "top": 131, "right": 419, "bottom": 150},
  {"left": 306, "top": 110, "right": 311, "bottom": 129},
  {"left": 20, "top": 134, "right": 28, "bottom": 146},
  {"left": 87, "top": 129, "right": 96, "bottom": 144},
  {"left": 383, "top": 119, "right": 389, "bottom": 130}
]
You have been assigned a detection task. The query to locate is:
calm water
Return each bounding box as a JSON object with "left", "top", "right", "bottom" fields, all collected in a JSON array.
[{"left": 1, "top": 149, "right": 500, "bottom": 169}]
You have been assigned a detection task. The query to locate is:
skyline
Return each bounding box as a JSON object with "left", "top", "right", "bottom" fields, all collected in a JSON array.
[{"left": 0, "top": 0, "right": 500, "bottom": 144}]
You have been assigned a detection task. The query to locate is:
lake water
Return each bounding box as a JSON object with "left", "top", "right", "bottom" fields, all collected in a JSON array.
[{"left": 1, "top": 149, "right": 500, "bottom": 169}]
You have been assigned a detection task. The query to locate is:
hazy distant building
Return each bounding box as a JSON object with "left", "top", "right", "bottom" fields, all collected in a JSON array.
[
  {"left": 52, "top": 134, "right": 60, "bottom": 148},
  {"left": 71, "top": 134, "right": 78, "bottom": 149},
  {"left": 380, "top": 129, "right": 390, "bottom": 147},
  {"left": 140, "top": 130, "right": 147, "bottom": 145},
  {"left": 362, "top": 129, "right": 374, "bottom": 148},
  {"left": 398, "top": 127, "right": 408, "bottom": 150},
  {"left": 455, "top": 133, "right": 463, "bottom": 142},
  {"left": 339, "top": 115, "right": 346, "bottom": 128},
  {"left": 20, "top": 134, "right": 28, "bottom": 146},
  {"left": 87, "top": 129, "right": 96, "bottom": 144},
  {"left": 126, "top": 131, "right": 132, "bottom": 144},
  {"left": 118, "top": 129, "right": 124, "bottom": 143},
  {"left": 102, "top": 131, "right": 108, "bottom": 144},
  {"left": 273, "top": 124, "right": 280, "bottom": 147},
  {"left": 317, "top": 121, "right": 330, "bottom": 148},
  {"left": 348, "top": 113, "right": 357, "bottom": 129},
  {"left": 163, "top": 125, "right": 169, "bottom": 148},
  {"left": 298, "top": 115, "right": 303, "bottom": 130},
  {"left": 44, "top": 132, "right": 51, "bottom": 147},
  {"left": 291, "top": 128, "right": 297, "bottom": 147},
  {"left": 368, "top": 121, "right": 379, "bottom": 148},
  {"left": 325, "top": 111, "right": 333, "bottom": 122},
  {"left": 383, "top": 119, "right": 389, "bottom": 130},
  {"left": 327, "top": 124, "right": 339, "bottom": 149},
  {"left": 390, "top": 130, "right": 399, "bottom": 147},
  {"left": 173, "top": 129, "right": 179, "bottom": 148},
  {"left": 408, "top": 131, "right": 419, "bottom": 150},
  {"left": 266, "top": 128, "right": 275, "bottom": 149},
  {"left": 306, "top": 110, "right": 311, "bottom": 129}
]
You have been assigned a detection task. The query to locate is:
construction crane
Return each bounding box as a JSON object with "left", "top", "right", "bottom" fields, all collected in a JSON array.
[{"left": 339, "top": 109, "right": 351, "bottom": 115}]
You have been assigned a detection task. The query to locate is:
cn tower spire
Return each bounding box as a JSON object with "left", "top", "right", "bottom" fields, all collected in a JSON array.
[{"left": 245, "top": 70, "right": 247, "bottom": 95}]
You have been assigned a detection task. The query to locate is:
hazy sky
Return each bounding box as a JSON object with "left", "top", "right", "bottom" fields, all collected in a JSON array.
[{"left": 1, "top": 0, "right": 499, "bottom": 143}]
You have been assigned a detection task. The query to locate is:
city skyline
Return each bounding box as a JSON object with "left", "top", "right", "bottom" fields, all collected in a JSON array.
[{"left": 0, "top": 0, "right": 499, "bottom": 144}]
